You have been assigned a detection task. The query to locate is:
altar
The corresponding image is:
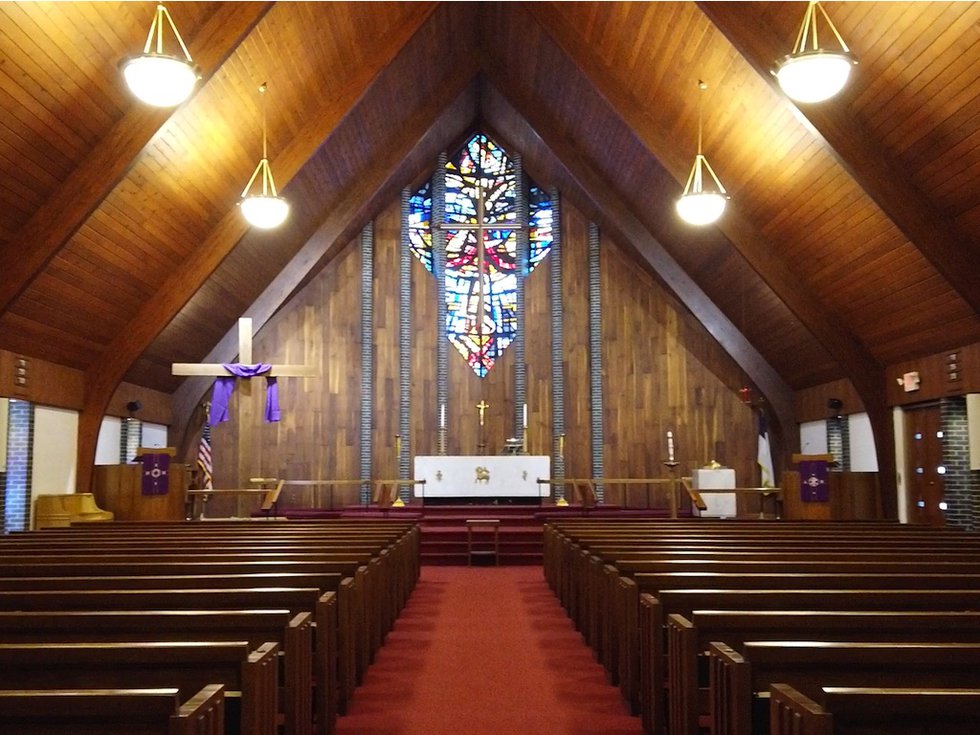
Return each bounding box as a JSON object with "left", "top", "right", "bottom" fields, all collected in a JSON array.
[{"left": 413, "top": 455, "right": 550, "bottom": 499}]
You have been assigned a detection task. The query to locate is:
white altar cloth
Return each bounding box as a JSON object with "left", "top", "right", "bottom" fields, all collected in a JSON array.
[
  {"left": 413, "top": 455, "right": 550, "bottom": 498},
  {"left": 692, "top": 467, "right": 736, "bottom": 518}
]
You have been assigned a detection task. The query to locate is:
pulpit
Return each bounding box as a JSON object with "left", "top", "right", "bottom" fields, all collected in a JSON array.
[
  {"left": 93, "top": 447, "right": 188, "bottom": 521},
  {"left": 782, "top": 453, "right": 833, "bottom": 520}
]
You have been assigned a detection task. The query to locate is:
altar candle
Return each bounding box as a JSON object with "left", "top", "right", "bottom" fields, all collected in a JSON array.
[
  {"left": 523, "top": 403, "right": 528, "bottom": 428},
  {"left": 439, "top": 404, "right": 446, "bottom": 430},
  {"left": 667, "top": 431, "right": 675, "bottom": 462}
]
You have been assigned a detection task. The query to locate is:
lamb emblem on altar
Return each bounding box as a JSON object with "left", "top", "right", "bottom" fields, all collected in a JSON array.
[{"left": 474, "top": 466, "right": 490, "bottom": 483}]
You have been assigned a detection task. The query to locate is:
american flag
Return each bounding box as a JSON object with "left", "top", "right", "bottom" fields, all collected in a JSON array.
[{"left": 197, "top": 420, "right": 213, "bottom": 490}]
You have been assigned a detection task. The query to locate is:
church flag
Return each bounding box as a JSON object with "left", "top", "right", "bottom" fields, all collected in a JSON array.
[
  {"left": 757, "top": 411, "right": 775, "bottom": 488},
  {"left": 197, "top": 420, "right": 213, "bottom": 490}
]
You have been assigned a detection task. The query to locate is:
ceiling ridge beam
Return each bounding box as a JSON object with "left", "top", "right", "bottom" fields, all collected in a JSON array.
[
  {"left": 169, "top": 60, "right": 481, "bottom": 451},
  {"left": 75, "top": 2, "right": 441, "bottom": 493},
  {"left": 698, "top": 1, "right": 980, "bottom": 315},
  {"left": 477, "top": 56, "right": 796, "bottom": 448},
  {"left": 0, "top": 2, "right": 274, "bottom": 318}
]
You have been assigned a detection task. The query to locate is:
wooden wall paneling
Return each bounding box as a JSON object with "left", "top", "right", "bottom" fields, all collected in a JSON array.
[
  {"left": 887, "top": 341, "right": 980, "bottom": 407},
  {"left": 0, "top": 349, "right": 83, "bottom": 409},
  {"left": 600, "top": 231, "right": 756, "bottom": 510},
  {"left": 795, "top": 379, "right": 865, "bottom": 424},
  {"left": 525, "top": 229, "right": 554, "bottom": 462},
  {"left": 207, "top": 237, "right": 363, "bottom": 512},
  {"left": 411, "top": 237, "right": 439, "bottom": 479},
  {"left": 106, "top": 382, "right": 173, "bottom": 426},
  {"left": 561, "top": 205, "right": 593, "bottom": 488},
  {"left": 372, "top": 202, "right": 401, "bottom": 483}
]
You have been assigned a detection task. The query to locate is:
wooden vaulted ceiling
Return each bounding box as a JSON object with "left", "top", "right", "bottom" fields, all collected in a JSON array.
[{"left": 0, "top": 2, "right": 977, "bottom": 459}]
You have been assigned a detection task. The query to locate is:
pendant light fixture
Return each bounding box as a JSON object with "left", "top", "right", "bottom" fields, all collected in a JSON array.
[
  {"left": 239, "top": 83, "right": 289, "bottom": 230},
  {"left": 121, "top": 4, "right": 199, "bottom": 107},
  {"left": 774, "top": 0, "right": 857, "bottom": 104},
  {"left": 676, "top": 81, "right": 728, "bottom": 227}
]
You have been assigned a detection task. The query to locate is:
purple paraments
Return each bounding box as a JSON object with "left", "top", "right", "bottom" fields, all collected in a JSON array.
[{"left": 209, "top": 363, "right": 280, "bottom": 424}]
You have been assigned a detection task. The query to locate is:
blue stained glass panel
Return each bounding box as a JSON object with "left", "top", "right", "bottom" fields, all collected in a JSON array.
[
  {"left": 408, "top": 182, "right": 433, "bottom": 272},
  {"left": 409, "top": 133, "right": 553, "bottom": 376}
]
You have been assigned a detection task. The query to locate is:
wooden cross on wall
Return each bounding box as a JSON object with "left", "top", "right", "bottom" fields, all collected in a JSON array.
[{"left": 172, "top": 317, "right": 317, "bottom": 488}]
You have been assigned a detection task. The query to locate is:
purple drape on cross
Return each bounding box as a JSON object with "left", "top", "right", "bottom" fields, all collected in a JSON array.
[
  {"left": 209, "top": 363, "right": 280, "bottom": 424},
  {"left": 799, "top": 459, "right": 830, "bottom": 503}
]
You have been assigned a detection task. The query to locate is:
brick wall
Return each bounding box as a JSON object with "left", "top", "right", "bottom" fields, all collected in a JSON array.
[
  {"left": 120, "top": 417, "right": 142, "bottom": 464},
  {"left": 4, "top": 399, "right": 33, "bottom": 533},
  {"left": 826, "top": 416, "right": 849, "bottom": 471},
  {"left": 941, "top": 397, "right": 979, "bottom": 530}
]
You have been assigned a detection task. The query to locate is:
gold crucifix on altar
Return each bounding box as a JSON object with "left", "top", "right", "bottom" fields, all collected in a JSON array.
[{"left": 476, "top": 399, "right": 489, "bottom": 455}]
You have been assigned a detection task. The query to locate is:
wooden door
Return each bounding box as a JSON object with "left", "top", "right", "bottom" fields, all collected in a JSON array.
[{"left": 905, "top": 404, "right": 946, "bottom": 526}]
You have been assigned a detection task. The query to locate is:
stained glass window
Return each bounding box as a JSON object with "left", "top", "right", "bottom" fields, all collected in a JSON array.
[{"left": 408, "top": 133, "right": 554, "bottom": 377}]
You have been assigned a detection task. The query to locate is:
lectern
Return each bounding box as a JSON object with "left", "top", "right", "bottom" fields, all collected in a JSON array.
[
  {"left": 782, "top": 453, "right": 833, "bottom": 520},
  {"left": 93, "top": 447, "right": 188, "bottom": 521}
]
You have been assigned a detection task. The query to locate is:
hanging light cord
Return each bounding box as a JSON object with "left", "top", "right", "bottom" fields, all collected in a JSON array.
[
  {"left": 240, "top": 83, "right": 280, "bottom": 199},
  {"left": 794, "top": 0, "right": 851, "bottom": 55},
  {"left": 144, "top": 4, "right": 193, "bottom": 61},
  {"left": 696, "top": 79, "right": 706, "bottom": 155}
]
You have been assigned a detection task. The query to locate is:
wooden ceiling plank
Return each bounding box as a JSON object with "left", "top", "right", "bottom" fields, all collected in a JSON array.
[
  {"left": 521, "top": 3, "right": 882, "bottom": 389},
  {"left": 75, "top": 2, "right": 441, "bottom": 493},
  {"left": 479, "top": 54, "right": 796, "bottom": 449},
  {"left": 169, "top": 61, "right": 480, "bottom": 449},
  {"left": 698, "top": 1, "right": 980, "bottom": 317},
  {"left": 0, "top": 2, "right": 274, "bottom": 319}
]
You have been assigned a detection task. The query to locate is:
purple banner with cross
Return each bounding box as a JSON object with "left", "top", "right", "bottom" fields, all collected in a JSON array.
[
  {"left": 799, "top": 459, "right": 830, "bottom": 503},
  {"left": 140, "top": 453, "right": 171, "bottom": 496}
]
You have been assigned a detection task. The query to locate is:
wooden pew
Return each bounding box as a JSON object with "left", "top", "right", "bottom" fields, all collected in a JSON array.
[
  {"left": 667, "top": 610, "right": 980, "bottom": 735},
  {"left": 0, "top": 609, "right": 311, "bottom": 735},
  {"left": 0, "top": 556, "right": 377, "bottom": 712},
  {"left": 0, "top": 641, "right": 277, "bottom": 735},
  {"left": 770, "top": 683, "right": 980, "bottom": 735},
  {"left": 639, "top": 588, "right": 980, "bottom": 735},
  {"left": 0, "top": 684, "right": 225, "bottom": 735},
  {"left": 544, "top": 520, "right": 980, "bottom": 735},
  {"left": 0, "top": 587, "right": 336, "bottom": 735},
  {"left": 0, "top": 519, "right": 421, "bottom": 735},
  {"left": 619, "top": 572, "right": 980, "bottom": 719},
  {"left": 710, "top": 641, "right": 980, "bottom": 735}
]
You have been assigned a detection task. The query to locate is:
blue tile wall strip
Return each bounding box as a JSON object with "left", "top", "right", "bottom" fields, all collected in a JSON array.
[
  {"left": 549, "top": 188, "right": 565, "bottom": 499},
  {"left": 360, "top": 222, "right": 374, "bottom": 504},
  {"left": 588, "top": 222, "right": 604, "bottom": 501},
  {"left": 399, "top": 188, "right": 413, "bottom": 500},
  {"left": 433, "top": 152, "right": 448, "bottom": 455}
]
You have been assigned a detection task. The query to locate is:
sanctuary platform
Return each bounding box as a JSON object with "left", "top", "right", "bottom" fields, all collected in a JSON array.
[{"left": 254, "top": 502, "right": 687, "bottom": 565}]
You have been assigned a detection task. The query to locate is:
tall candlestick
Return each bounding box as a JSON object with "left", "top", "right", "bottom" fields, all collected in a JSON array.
[
  {"left": 395, "top": 434, "right": 401, "bottom": 457},
  {"left": 667, "top": 430, "right": 675, "bottom": 462}
]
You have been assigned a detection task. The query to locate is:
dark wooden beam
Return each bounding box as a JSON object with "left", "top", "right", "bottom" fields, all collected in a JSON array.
[
  {"left": 169, "top": 63, "right": 480, "bottom": 453},
  {"left": 698, "top": 1, "right": 980, "bottom": 316},
  {"left": 75, "top": 3, "right": 440, "bottom": 494},
  {"left": 0, "top": 2, "right": 274, "bottom": 318},
  {"left": 519, "top": 3, "right": 895, "bottom": 513},
  {"left": 479, "top": 59, "right": 797, "bottom": 457}
]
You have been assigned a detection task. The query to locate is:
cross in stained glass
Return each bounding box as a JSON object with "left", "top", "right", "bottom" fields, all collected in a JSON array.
[{"left": 408, "top": 132, "right": 554, "bottom": 377}]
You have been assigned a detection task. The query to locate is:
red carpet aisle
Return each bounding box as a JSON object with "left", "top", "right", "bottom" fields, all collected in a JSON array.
[{"left": 335, "top": 566, "right": 643, "bottom": 735}]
